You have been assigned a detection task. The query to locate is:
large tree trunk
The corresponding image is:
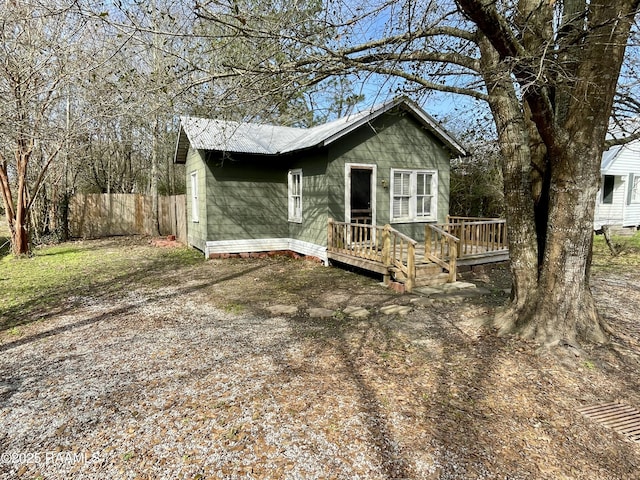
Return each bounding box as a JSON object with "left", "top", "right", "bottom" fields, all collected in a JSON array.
[
  {"left": 0, "top": 149, "right": 32, "bottom": 256},
  {"left": 12, "top": 214, "right": 30, "bottom": 255},
  {"left": 477, "top": 37, "right": 539, "bottom": 317},
  {"left": 12, "top": 154, "right": 31, "bottom": 255},
  {"left": 511, "top": 145, "right": 607, "bottom": 346},
  {"left": 459, "top": 0, "right": 638, "bottom": 348}
]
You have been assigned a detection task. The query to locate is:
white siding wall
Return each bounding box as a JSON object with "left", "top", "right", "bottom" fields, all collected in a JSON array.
[
  {"left": 594, "top": 176, "right": 625, "bottom": 228},
  {"left": 604, "top": 144, "right": 640, "bottom": 175},
  {"left": 595, "top": 143, "right": 640, "bottom": 229}
]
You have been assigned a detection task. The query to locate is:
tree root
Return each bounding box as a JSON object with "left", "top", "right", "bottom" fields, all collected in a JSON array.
[{"left": 491, "top": 292, "right": 609, "bottom": 349}]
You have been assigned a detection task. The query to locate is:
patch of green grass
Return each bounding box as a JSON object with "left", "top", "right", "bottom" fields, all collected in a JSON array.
[
  {"left": 592, "top": 230, "right": 640, "bottom": 271},
  {"left": 0, "top": 238, "right": 203, "bottom": 333},
  {"left": 7, "top": 327, "right": 21, "bottom": 336},
  {"left": 221, "top": 302, "right": 244, "bottom": 315},
  {"left": 122, "top": 451, "right": 134, "bottom": 461},
  {"left": 9, "top": 327, "right": 22, "bottom": 337},
  {"left": 0, "top": 220, "right": 10, "bottom": 259}
]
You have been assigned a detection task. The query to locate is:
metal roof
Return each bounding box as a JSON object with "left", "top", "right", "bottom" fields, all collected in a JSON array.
[
  {"left": 174, "top": 97, "right": 467, "bottom": 163},
  {"left": 601, "top": 145, "right": 623, "bottom": 172}
]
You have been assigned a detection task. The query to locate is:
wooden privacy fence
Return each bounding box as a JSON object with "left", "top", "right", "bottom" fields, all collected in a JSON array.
[{"left": 69, "top": 194, "right": 187, "bottom": 242}]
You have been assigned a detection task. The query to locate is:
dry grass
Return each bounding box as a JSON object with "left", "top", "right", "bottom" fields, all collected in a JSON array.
[{"left": 0, "top": 236, "right": 639, "bottom": 479}]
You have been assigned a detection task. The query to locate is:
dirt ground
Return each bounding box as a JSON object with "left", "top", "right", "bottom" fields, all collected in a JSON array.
[{"left": 1, "top": 237, "right": 639, "bottom": 479}]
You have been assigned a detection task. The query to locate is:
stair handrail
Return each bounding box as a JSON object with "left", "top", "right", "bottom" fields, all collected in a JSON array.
[
  {"left": 384, "top": 225, "right": 417, "bottom": 291},
  {"left": 425, "top": 223, "right": 459, "bottom": 282},
  {"left": 327, "top": 218, "right": 385, "bottom": 262}
]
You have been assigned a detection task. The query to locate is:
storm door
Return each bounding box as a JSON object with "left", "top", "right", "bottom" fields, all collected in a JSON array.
[
  {"left": 345, "top": 163, "right": 377, "bottom": 245},
  {"left": 350, "top": 168, "right": 373, "bottom": 226}
]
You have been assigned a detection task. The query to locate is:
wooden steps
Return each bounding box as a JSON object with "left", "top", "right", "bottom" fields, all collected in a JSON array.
[
  {"left": 327, "top": 218, "right": 508, "bottom": 293},
  {"left": 390, "top": 261, "right": 450, "bottom": 287}
]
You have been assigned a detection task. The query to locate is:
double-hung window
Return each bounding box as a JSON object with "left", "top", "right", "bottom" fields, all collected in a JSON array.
[
  {"left": 288, "top": 169, "right": 302, "bottom": 223},
  {"left": 416, "top": 171, "right": 434, "bottom": 218},
  {"left": 391, "top": 169, "right": 437, "bottom": 222},
  {"left": 190, "top": 171, "right": 199, "bottom": 222},
  {"left": 393, "top": 171, "right": 411, "bottom": 219}
]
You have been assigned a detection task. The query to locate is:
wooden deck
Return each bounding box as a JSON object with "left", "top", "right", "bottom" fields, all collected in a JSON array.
[{"left": 327, "top": 216, "right": 508, "bottom": 292}]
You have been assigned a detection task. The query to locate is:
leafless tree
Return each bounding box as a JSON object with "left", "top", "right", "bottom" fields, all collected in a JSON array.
[{"left": 0, "top": 0, "right": 92, "bottom": 254}]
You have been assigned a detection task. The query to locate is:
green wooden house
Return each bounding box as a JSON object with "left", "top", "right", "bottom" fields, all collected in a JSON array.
[{"left": 173, "top": 97, "right": 467, "bottom": 263}]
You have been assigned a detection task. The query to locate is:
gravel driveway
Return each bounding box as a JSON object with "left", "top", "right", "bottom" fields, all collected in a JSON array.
[
  {"left": 1, "top": 245, "right": 639, "bottom": 479},
  {"left": 1, "top": 277, "right": 426, "bottom": 479}
]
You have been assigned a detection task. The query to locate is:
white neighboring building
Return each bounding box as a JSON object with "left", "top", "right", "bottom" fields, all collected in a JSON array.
[{"left": 594, "top": 139, "right": 640, "bottom": 231}]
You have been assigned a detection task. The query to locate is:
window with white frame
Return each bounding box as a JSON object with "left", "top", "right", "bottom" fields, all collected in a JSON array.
[
  {"left": 631, "top": 174, "right": 640, "bottom": 203},
  {"left": 288, "top": 169, "right": 302, "bottom": 222},
  {"left": 391, "top": 169, "right": 437, "bottom": 222},
  {"left": 416, "top": 172, "right": 434, "bottom": 217},
  {"left": 190, "top": 171, "right": 199, "bottom": 222},
  {"left": 602, "top": 175, "right": 615, "bottom": 204}
]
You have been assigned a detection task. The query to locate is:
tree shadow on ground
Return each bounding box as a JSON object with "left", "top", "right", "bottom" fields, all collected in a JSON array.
[
  {"left": 276, "top": 280, "right": 640, "bottom": 479},
  {"left": 2, "top": 238, "right": 640, "bottom": 478},
  {"left": 0, "top": 239, "right": 201, "bottom": 332},
  {"left": 0, "top": 258, "right": 268, "bottom": 353},
  {"left": 277, "top": 307, "right": 503, "bottom": 478}
]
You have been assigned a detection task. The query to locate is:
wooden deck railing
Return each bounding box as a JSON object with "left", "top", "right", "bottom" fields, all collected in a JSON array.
[
  {"left": 424, "top": 224, "right": 459, "bottom": 283},
  {"left": 327, "top": 219, "right": 385, "bottom": 262},
  {"left": 328, "top": 219, "right": 417, "bottom": 289},
  {"left": 388, "top": 227, "right": 418, "bottom": 291},
  {"left": 443, "top": 216, "right": 508, "bottom": 258},
  {"left": 327, "top": 219, "right": 421, "bottom": 291},
  {"left": 328, "top": 217, "right": 506, "bottom": 292}
]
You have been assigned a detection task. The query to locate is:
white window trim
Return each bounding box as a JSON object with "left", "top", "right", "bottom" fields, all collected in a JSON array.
[
  {"left": 344, "top": 163, "right": 377, "bottom": 226},
  {"left": 631, "top": 173, "right": 640, "bottom": 204},
  {"left": 390, "top": 168, "right": 438, "bottom": 223},
  {"left": 601, "top": 174, "right": 615, "bottom": 205},
  {"left": 288, "top": 169, "right": 303, "bottom": 223},
  {"left": 190, "top": 171, "right": 199, "bottom": 223}
]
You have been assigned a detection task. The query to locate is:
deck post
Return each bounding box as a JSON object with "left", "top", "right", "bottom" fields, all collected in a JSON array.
[
  {"left": 459, "top": 220, "right": 465, "bottom": 257},
  {"left": 448, "top": 238, "right": 457, "bottom": 283},
  {"left": 406, "top": 242, "right": 416, "bottom": 292},
  {"left": 424, "top": 225, "right": 431, "bottom": 262},
  {"left": 381, "top": 224, "right": 391, "bottom": 284},
  {"left": 327, "top": 218, "right": 334, "bottom": 252}
]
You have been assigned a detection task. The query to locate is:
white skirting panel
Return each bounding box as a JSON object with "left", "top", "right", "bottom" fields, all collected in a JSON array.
[{"left": 204, "top": 238, "right": 328, "bottom": 264}]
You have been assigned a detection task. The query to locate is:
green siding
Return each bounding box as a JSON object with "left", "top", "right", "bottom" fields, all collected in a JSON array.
[
  {"left": 201, "top": 151, "right": 330, "bottom": 249},
  {"left": 205, "top": 158, "right": 288, "bottom": 241},
  {"left": 191, "top": 107, "right": 453, "bottom": 251},
  {"left": 185, "top": 148, "right": 208, "bottom": 251},
  {"left": 327, "top": 112, "right": 450, "bottom": 241},
  {"left": 288, "top": 153, "right": 329, "bottom": 247}
]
